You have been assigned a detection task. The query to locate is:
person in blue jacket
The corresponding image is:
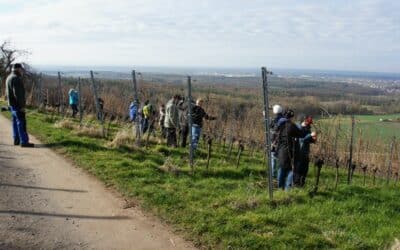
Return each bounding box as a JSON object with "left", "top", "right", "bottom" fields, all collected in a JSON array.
[{"left": 68, "top": 88, "right": 79, "bottom": 118}]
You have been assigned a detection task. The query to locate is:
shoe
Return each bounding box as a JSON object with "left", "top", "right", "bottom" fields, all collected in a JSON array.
[
  {"left": 14, "top": 139, "right": 20, "bottom": 146},
  {"left": 21, "top": 143, "right": 34, "bottom": 148}
]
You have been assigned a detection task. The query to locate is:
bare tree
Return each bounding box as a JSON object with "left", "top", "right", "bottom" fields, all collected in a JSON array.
[{"left": 0, "top": 41, "right": 29, "bottom": 96}]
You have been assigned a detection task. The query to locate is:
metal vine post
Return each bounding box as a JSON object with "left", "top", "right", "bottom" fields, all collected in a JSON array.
[
  {"left": 261, "top": 67, "right": 273, "bottom": 200},
  {"left": 131, "top": 70, "right": 141, "bottom": 145},
  {"left": 187, "top": 76, "right": 194, "bottom": 171}
]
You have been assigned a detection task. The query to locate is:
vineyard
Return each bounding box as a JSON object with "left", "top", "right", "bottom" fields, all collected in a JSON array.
[{"left": 1, "top": 67, "right": 400, "bottom": 248}]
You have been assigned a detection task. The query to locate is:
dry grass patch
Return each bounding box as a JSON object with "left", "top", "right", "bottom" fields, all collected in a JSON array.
[
  {"left": 54, "top": 119, "right": 77, "bottom": 130},
  {"left": 74, "top": 126, "right": 104, "bottom": 138},
  {"left": 107, "top": 128, "right": 136, "bottom": 148}
]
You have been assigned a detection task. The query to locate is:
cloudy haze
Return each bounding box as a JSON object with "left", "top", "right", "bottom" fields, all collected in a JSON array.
[{"left": 0, "top": 0, "right": 399, "bottom": 72}]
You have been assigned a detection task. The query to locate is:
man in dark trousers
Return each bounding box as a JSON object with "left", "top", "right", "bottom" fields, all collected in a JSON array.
[
  {"left": 293, "top": 116, "right": 317, "bottom": 187},
  {"left": 276, "top": 109, "right": 305, "bottom": 190},
  {"left": 5, "top": 63, "right": 34, "bottom": 147}
]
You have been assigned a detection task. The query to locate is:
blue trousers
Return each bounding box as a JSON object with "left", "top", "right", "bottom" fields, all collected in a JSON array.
[
  {"left": 10, "top": 106, "right": 29, "bottom": 145},
  {"left": 278, "top": 167, "right": 293, "bottom": 191},
  {"left": 191, "top": 125, "right": 202, "bottom": 151},
  {"left": 271, "top": 153, "right": 278, "bottom": 178}
]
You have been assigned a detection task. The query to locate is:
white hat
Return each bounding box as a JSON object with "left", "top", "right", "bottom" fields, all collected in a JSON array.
[{"left": 273, "top": 104, "right": 283, "bottom": 114}]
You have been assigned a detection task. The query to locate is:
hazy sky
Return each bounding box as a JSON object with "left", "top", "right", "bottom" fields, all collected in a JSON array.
[{"left": 1, "top": 0, "right": 399, "bottom": 72}]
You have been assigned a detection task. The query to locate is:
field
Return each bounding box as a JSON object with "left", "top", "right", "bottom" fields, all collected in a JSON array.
[
  {"left": 3, "top": 106, "right": 400, "bottom": 249},
  {"left": 320, "top": 114, "right": 400, "bottom": 141}
]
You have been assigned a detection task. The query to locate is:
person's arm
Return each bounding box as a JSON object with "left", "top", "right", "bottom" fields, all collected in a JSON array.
[{"left": 289, "top": 122, "right": 306, "bottom": 138}]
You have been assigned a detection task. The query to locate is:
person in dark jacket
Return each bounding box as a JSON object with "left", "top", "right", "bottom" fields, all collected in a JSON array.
[
  {"left": 276, "top": 109, "right": 306, "bottom": 190},
  {"left": 178, "top": 98, "right": 189, "bottom": 147},
  {"left": 293, "top": 116, "right": 317, "bottom": 187},
  {"left": 191, "top": 99, "right": 216, "bottom": 151},
  {"left": 5, "top": 63, "right": 34, "bottom": 147}
]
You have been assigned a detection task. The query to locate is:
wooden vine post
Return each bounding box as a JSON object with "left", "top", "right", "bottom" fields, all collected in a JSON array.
[
  {"left": 57, "top": 71, "right": 62, "bottom": 114},
  {"left": 78, "top": 77, "right": 83, "bottom": 126},
  {"left": 206, "top": 136, "right": 212, "bottom": 171},
  {"left": 347, "top": 115, "right": 355, "bottom": 184},
  {"left": 386, "top": 136, "right": 395, "bottom": 185},
  {"left": 90, "top": 71, "right": 105, "bottom": 137}
]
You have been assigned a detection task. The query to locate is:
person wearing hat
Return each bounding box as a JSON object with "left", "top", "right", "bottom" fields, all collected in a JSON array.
[
  {"left": 270, "top": 104, "right": 284, "bottom": 178},
  {"left": 275, "top": 109, "right": 306, "bottom": 190},
  {"left": 5, "top": 63, "right": 34, "bottom": 147},
  {"left": 293, "top": 116, "right": 317, "bottom": 187}
]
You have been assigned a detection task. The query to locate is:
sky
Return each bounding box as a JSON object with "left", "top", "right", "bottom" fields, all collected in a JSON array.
[{"left": 0, "top": 0, "right": 399, "bottom": 72}]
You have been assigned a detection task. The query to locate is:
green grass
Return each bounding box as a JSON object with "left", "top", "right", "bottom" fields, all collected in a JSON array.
[{"left": 4, "top": 108, "right": 400, "bottom": 249}]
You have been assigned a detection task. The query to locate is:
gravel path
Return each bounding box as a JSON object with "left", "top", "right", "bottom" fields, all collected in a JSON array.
[{"left": 0, "top": 114, "right": 194, "bottom": 250}]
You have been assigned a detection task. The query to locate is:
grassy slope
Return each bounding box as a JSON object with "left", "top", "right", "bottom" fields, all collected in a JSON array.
[{"left": 5, "top": 109, "right": 400, "bottom": 249}]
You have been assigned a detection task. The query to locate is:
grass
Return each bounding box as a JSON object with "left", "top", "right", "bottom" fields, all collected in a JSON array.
[{"left": 3, "top": 107, "right": 400, "bottom": 249}]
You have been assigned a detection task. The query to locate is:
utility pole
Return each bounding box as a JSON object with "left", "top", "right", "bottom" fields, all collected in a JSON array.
[
  {"left": 90, "top": 71, "right": 105, "bottom": 137},
  {"left": 261, "top": 67, "right": 273, "bottom": 200},
  {"left": 131, "top": 70, "right": 141, "bottom": 144},
  {"left": 187, "top": 76, "right": 194, "bottom": 171},
  {"left": 347, "top": 115, "right": 355, "bottom": 184}
]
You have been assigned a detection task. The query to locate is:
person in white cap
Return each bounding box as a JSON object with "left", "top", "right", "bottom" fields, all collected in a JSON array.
[{"left": 270, "top": 104, "right": 284, "bottom": 178}]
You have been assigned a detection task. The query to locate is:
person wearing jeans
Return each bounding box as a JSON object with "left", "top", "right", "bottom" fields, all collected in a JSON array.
[
  {"left": 190, "top": 99, "right": 216, "bottom": 151},
  {"left": 5, "top": 63, "right": 34, "bottom": 147}
]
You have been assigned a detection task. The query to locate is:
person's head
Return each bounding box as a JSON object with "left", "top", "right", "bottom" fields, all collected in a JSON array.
[
  {"left": 284, "top": 109, "right": 295, "bottom": 121},
  {"left": 69, "top": 88, "right": 75, "bottom": 95},
  {"left": 273, "top": 104, "right": 283, "bottom": 115},
  {"left": 196, "top": 98, "right": 204, "bottom": 107},
  {"left": 304, "top": 116, "right": 313, "bottom": 126},
  {"left": 12, "top": 63, "right": 24, "bottom": 75}
]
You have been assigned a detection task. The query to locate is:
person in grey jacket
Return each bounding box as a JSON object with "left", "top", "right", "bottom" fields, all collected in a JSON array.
[
  {"left": 164, "top": 95, "right": 181, "bottom": 147},
  {"left": 5, "top": 63, "right": 34, "bottom": 147}
]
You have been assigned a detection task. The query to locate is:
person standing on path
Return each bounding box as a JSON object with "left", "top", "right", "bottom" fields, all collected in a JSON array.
[
  {"left": 5, "top": 63, "right": 34, "bottom": 147},
  {"left": 191, "top": 98, "right": 216, "bottom": 151}
]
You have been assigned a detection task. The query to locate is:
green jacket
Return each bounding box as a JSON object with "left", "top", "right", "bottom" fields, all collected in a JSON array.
[{"left": 6, "top": 72, "right": 26, "bottom": 109}]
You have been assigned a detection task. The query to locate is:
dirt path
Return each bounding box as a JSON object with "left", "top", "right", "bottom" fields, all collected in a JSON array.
[{"left": 0, "top": 114, "right": 195, "bottom": 250}]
